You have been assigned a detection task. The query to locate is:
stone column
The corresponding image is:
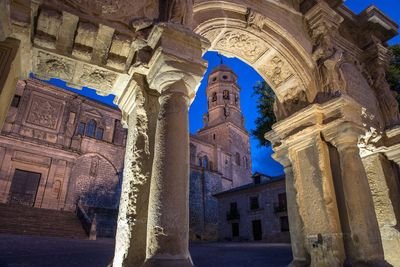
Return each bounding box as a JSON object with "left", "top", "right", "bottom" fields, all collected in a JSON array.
[
  {"left": 326, "top": 123, "right": 388, "bottom": 266},
  {"left": 0, "top": 38, "right": 21, "bottom": 129},
  {"left": 288, "top": 135, "right": 344, "bottom": 267},
  {"left": 113, "top": 77, "right": 159, "bottom": 267},
  {"left": 274, "top": 151, "right": 309, "bottom": 267},
  {"left": 143, "top": 85, "right": 192, "bottom": 267},
  {"left": 362, "top": 153, "right": 400, "bottom": 267}
]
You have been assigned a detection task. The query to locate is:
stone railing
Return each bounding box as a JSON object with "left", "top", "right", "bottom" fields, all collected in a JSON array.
[{"left": 76, "top": 200, "right": 96, "bottom": 240}]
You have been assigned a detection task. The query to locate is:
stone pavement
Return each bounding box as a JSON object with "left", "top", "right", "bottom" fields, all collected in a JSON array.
[{"left": 0, "top": 234, "right": 292, "bottom": 267}]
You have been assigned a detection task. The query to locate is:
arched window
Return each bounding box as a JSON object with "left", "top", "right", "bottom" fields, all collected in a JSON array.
[
  {"left": 76, "top": 122, "right": 85, "bottom": 135},
  {"left": 212, "top": 92, "right": 217, "bottom": 102},
  {"left": 86, "top": 119, "right": 97, "bottom": 137},
  {"left": 223, "top": 90, "right": 230, "bottom": 100},
  {"left": 244, "top": 156, "right": 249, "bottom": 169},
  {"left": 235, "top": 152, "right": 241, "bottom": 166},
  {"left": 202, "top": 156, "right": 209, "bottom": 169},
  {"left": 96, "top": 128, "right": 104, "bottom": 140}
]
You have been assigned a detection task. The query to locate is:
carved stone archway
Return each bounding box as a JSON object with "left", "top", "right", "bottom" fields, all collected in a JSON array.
[{"left": 0, "top": 0, "right": 400, "bottom": 266}]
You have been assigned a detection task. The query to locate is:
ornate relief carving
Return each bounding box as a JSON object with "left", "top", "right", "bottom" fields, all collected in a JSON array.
[
  {"left": 59, "top": 0, "right": 158, "bottom": 25},
  {"left": 274, "top": 89, "right": 308, "bottom": 120},
  {"left": 310, "top": 23, "right": 345, "bottom": 102},
  {"left": 370, "top": 66, "right": 400, "bottom": 128},
  {"left": 78, "top": 65, "right": 117, "bottom": 93},
  {"left": 246, "top": 9, "right": 264, "bottom": 31},
  {"left": 26, "top": 95, "right": 63, "bottom": 130},
  {"left": 36, "top": 51, "right": 75, "bottom": 80},
  {"left": 263, "top": 56, "right": 294, "bottom": 87},
  {"left": 214, "top": 31, "right": 267, "bottom": 63}
]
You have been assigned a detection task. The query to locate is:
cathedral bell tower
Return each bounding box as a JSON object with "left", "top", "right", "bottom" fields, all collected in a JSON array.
[
  {"left": 203, "top": 64, "right": 244, "bottom": 128},
  {"left": 196, "top": 64, "right": 252, "bottom": 188}
]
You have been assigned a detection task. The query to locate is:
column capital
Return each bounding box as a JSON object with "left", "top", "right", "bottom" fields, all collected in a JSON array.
[
  {"left": 146, "top": 23, "right": 209, "bottom": 100},
  {"left": 323, "top": 122, "right": 364, "bottom": 150}
]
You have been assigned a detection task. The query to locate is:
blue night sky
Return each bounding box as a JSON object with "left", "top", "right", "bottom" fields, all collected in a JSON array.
[{"left": 45, "top": 0, "right": 400, "bottom": 177}]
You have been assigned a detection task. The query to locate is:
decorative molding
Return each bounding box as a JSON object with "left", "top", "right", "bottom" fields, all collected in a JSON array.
[
  {"left": 214, "top": 30, "right": 267, "bottom": 63},
  {"left": 78, "top": 65, "right": 117, "bottom": 93},
  {"left": 25, "top": 95, "right": 64, "bottom": 130},
  {"left": 35, "top": 50, "right": 76, "bottom": 81}
]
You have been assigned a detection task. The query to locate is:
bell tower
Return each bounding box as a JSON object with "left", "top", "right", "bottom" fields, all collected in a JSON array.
[
  {"left": 203, "top": 64, "right": 244, "bottom": 128},
  {"left": 196, "top": 64, "right": 252, "bottom": 188}
]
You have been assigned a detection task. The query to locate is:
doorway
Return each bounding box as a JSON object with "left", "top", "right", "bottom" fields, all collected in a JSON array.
[
  {"left": 252, "top": 219, "right": 262, "bottom": 241},
  {"left": 9, "top": 169, "right": 41, "bottom": 206}
]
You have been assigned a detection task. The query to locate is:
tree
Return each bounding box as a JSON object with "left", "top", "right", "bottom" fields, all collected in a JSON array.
[
  {"left": 251, "top": 81, "right": 276, "bottom": 146},
  {"left": 387, "top": 44, "right": 400, "bottom": 110}
]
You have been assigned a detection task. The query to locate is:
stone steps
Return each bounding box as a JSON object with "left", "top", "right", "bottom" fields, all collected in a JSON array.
[{"left": 0, "top": 203, "right": 88, "bottom": 239}]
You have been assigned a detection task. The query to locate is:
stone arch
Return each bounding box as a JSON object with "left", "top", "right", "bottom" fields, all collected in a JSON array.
[
  {"left": 70, "top": 153, "right": 120, "bottom": 209},
  {"left": 193, "top": 1, "right": 318, "bottom": 118}
]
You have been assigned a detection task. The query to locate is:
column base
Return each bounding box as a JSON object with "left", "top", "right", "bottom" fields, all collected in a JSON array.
[
  {"left": 344, "top": 259, "right": 392, "bottom": 267},
  {"left": 142, "top": 258, "right": 194, "bottom": 267},
  {"left": 287, "top": 259, "right": 309, "bottom": 267}
]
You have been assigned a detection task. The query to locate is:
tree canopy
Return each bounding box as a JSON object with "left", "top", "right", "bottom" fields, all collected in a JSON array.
[
  {"left": 251, "top": 81, "right": 276, "bottom": 146},
  {"left": 387, "top": 44, "right": 400, "bottom": 109}
]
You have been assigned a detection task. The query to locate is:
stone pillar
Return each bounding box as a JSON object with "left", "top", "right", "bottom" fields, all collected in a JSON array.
[
  {"left": 143, "top": 86, "right": 192, "bottom": 267},
  {"left": 362, "top": 153, "right": 400, "bottom": 267},
  {"left": 326, "top": 123, "right": 388, "bottom": 266},
  {"left": 0, "top": 0, "right": 11, "bottom": 42},
  {"left": 274, "top": 152, "right": 309, "bottom": 267},
  {"left": 113, "top": 77, "right": 159, "bottom": 267},
  {"left": 288, "top": 135, "right": 344, "bottom": 267},
  {"left": 0, "top": 38, "right": 21, "bottom": 129}
]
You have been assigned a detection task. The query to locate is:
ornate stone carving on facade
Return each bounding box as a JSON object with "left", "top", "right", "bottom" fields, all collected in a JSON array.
[
  {"left": 54, "top": 0, "right": 159, "bottom": 25},
  {"left": 90, "top": 156, "right": 99, "bottom": 177},
  {"left": 35, "top": 51, "right": 75, "bottom": 81},
  {"left": 246, "top": 9, "right": 264, "bottom": 31},
  {"left": 358, "top": 127, "right": 384, "bottom": 157},
  {"left": 215, "top": 30, "right": 267, "bottom": 63},
  {"left": 78, "top": 65, "right": 117, "bottom": 94},
  {"left": 273, "top": 89, "right": 308, "bottom": 120},
  {"left": 26, "top": 95, "right": 63, "bottom": 130},
  {"left": 305, "top": 1, "right": 345, "bottom": 103},
  {"left": 264, "top": 56, "right": 294, "bottom": 88}
]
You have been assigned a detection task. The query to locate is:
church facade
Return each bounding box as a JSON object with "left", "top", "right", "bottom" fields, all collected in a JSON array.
[
  {"left": 189, "top": 64, "right": 253, "bottom": 240},
  {"left": 0, "top": 78, "right": 127, "bottom": 236}
]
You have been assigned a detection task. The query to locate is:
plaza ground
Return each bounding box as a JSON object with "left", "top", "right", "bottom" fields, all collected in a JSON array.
[{"left": 0, "top": 234, "right": 292, "bottom": 267}]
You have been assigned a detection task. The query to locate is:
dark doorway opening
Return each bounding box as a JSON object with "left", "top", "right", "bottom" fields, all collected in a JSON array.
[
  {"left": 9, "top": 169, "right": 41, "bottom": 206},
  {"left": 252, "top": 219, "right": 262, "bottom": 240},
  {"left": 232, "top": 222, "right": 239, "bottom": 238}
]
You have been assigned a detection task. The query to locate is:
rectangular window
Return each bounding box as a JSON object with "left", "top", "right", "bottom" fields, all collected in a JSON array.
[
  {"left": 11, "top": 95, "right": 21, "bottom": 108},
  {"left": 77, "top": 122, "right": 85, "bottom": 135},
  {"left": 278, "top": 193, "right": 287, "bottom": 209},
  {"left": 250, "top": 196, "right": 260, "bottom": 210},
  {"left": 232, "top": 222, "right": 239, "bottom": 237},
  {"left": 230, "top": 202, "right": 237, "bottom": 212},
  {"left": 96, "top": 128, "right": 104, "bottom": 140},
  {"left": 280, "top": 216, "right": 289, "bottom": 232}
]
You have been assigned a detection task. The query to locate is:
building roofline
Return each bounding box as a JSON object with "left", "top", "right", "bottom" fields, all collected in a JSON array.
[{"left": 213, "top": 176, "right": 285, "bottom": 198}]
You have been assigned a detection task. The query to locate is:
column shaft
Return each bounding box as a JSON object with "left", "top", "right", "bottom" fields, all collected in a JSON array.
[
  {"left": 144, "top": 89, "right": 192, "bottom": 266},
  {"left": 284, "top": 164, "right": 309, "bottom": 267},
  {"left": 113, "top": 89, "right": 159, "bottom": 267},
  {"left": 336, "top": 142, "right": 386, "bottom": 265},
  {"left": 362, "top": 153, "right": 400, "bottom": 267}
]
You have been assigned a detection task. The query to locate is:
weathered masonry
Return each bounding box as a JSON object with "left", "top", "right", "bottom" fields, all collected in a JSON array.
[{"left": 1, "top": 0, "right": 400, "bottom": 266}]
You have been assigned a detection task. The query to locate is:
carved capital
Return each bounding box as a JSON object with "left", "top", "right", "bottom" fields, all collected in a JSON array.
[
  {"left": 323, "top": 122, "right": 365, "bottom": 151},
  {"left": 146, "top": 24, "right": 209, "bottom": 98}
]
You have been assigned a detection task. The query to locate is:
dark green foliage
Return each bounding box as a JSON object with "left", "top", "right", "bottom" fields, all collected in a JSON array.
[
  {"left": 251, "top": 81, "right": 276, "bottom": 146},
  {"left": 387, "top": 45, "right": 400, "bottom": 109}
]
